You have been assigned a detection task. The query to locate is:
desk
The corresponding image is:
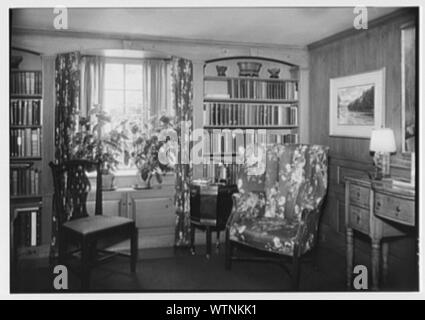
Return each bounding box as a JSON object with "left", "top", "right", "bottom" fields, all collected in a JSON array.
[{"left": 345, "top": 176, "right": 416, "bottom": 290}]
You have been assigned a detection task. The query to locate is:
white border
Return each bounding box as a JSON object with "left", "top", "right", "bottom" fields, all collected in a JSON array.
[{"left": 1, "top": 0, "right": 424, "bottom": 301}]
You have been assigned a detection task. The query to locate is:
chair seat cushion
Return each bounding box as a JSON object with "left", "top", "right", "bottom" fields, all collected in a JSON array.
[
  {"left": 63, "top": 215, "right": 134, "bottom": 235},
  {"left": 229, "top": 217, "right": 308, "bottom": 256}
]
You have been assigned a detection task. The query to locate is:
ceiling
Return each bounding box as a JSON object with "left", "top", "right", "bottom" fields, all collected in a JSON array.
[{"left": 11, "top": 7, "right": 399, "bottom": 47}]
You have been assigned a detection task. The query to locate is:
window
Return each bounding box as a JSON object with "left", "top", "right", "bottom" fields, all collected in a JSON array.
[
  {"left": 104, "top": 62, "right": 144, "bottom": 119},
  {"left": 102, "top": 59, "right": 173, "bottom": 172}
]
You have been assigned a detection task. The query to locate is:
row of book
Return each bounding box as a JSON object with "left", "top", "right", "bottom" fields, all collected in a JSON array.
[
  {"left": 203, "top": 131, "right": 299, "bottom": 157},
  {"left": 10, "top": 128, "right": 41, "bottom": 158},
  {"left": 10, "top": 99, "right": 42, "bottom": 126},
  {"left": 203, "top": 163, "right": 242, "bottom": 185},
  {"left": 10, "top": 167, "right": 41, "bottom": 197},
  {"left": 10, "top": 71, "right": 42, "bottom": 96},
  {"left": 14, "top": 207, "right": 42, "bottom": 247},
  {"left": 224, "top": 78, "right": 298, "bottom": 100},
  {"left": 204, "top": 103, "right": 298, "bottom": 127}
]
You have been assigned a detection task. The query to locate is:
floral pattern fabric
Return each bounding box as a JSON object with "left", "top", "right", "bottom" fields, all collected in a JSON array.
[
  {"left": 51, "top": 52, "right": 81, "bottom": 259},
  {"left": 172, "top": 57, "right": 194, "bottom": 247},
  {"left": 228, "top": 144, "right": 329, "bottom": 256}
]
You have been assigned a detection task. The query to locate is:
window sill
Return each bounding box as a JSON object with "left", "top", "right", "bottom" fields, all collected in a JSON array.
[{"left": 88, "top": 171, "right": 175, "bottom": 189}]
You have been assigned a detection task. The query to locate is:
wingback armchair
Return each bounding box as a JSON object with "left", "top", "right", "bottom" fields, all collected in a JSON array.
[{"left": 225, "top": 144, "right": 329, "bottom": 290}]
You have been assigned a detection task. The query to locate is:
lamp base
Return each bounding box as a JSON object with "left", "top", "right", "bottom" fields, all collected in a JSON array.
[{"left": 372, "top": 152, "right": 391, "bottom": 180}]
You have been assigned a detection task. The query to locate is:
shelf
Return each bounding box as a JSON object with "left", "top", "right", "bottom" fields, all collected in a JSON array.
[
  {"left": 203, "top": 125, "right": 297, "bottom": 130},
  {"left": 204, "top": 76, "right": 299, "bottom": 83},
  {"left": 10, "top": 157, "right": 42, "bottom": 161},
  {"left": 10, "top": 195, "right": 42, "bottom": 200},
  {"left": 10, "top": 94, "right": 42, "bottom": 99},
  {"left": 204, "top": 98, "right": 298, "bottom": 104},
  {"left": 10, "top": 125, "right": 42, "bottom": 129}
]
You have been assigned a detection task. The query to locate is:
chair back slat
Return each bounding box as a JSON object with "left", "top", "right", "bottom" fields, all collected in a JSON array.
[{"left": 49, "top": 159, "right": 103, "bottom": 225}]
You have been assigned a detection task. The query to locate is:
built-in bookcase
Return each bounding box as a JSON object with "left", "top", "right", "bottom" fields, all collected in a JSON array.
[
  {"left": 202, "top": 57, "right": 300, "bottom": 184},
  {"left": 10, "top": 70, "right": 43, "bottom": 257}
]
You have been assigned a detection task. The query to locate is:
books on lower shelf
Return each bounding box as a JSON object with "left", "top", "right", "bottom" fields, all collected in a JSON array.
[
  {"left": 10, "top": 99, "right": 42, "bottom": 125},
  {"left": 10, "top": 128, "right": 41, "bottom": 157},
  {"left": 203, "top": 163, "right": 241, "bottom": 185},
  {"left": 10, "top": 166, "right": 41, "bottom": 197},
  {"left": 10, "top": 71, "right": 42, "bottom": 96},
  {"left": 204, "top": 102, "right": 297, "bottom": 127},
  {"left": 14, "top": 207, "right": 42, "bottom": 247},
  {"left": 204, "top": 130, "right": 299, "bottom": 156}
]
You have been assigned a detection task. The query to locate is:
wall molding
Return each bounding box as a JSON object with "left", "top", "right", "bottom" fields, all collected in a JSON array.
[
  {"left": 308, "top": 8, "right": 418, "bottom": 50},
  {"left": 11, "top": 26, "right": 307, "bottom": 52}
]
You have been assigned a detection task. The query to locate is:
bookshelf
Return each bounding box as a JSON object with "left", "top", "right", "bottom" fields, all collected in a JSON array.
[
  {"left": 202, "top": 57, "right": 300, "bottom": 184},
  {"left": 10, "top": 70, "right": 44, "bottom": 262}
]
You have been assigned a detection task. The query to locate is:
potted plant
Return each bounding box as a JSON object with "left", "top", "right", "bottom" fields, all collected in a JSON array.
[
  {"left": 72, "top": 105, "right": 129, "bottom": 190},
  {"left": 130, "top": 115, "right": 176, "bottom": 189}
]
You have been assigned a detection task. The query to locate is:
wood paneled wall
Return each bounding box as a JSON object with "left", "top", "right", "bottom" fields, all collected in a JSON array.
[{"left": 308, "top": 9, "right": 417, "bottom": 263}]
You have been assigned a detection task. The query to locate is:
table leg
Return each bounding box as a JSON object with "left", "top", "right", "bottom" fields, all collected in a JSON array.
[
  {"left": 371, "top": 238, "right": 381, "bottom": 291},
  {"left": 215, "top": 230, "right": 220, "bottom": 253},
  {"left": 190, "top": 223, "right": 195, "bottom": 255},
  {"left": 346, "top": 228, "right": 354, "bottom": 289},
  {"left": 206, "top": 226, "right": 212, "bottom": 259},
  {"left": 382, "top": 241, "right": 389, "bottom": 285}
]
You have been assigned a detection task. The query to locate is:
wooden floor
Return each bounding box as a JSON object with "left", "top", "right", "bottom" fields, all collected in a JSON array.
[{"left": 12, "top": 239, "right": 418, "bottom": 293}]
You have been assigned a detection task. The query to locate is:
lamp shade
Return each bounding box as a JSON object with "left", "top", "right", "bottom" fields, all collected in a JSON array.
[{"left": 369, "top": 128, "right": 396, "bottom": 153}]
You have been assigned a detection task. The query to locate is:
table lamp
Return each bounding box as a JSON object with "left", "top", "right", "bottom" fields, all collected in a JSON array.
[{"left": 369, "top": 128, "right": 396, "bottom": 180}]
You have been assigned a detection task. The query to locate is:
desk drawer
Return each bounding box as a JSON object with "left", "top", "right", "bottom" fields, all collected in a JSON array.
[
  {"left": 375, "top": 192, "right": 415, "bottom": 226},
  {"left": 348, "top": 205, "right": 370, "bottom": 234},
  {"left": 349, "top": 184, "right": 370, "bottom": 208}
]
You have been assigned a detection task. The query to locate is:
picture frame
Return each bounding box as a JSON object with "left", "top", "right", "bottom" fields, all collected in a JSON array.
[
  {"left": 329, "top": 68, "right": 386, "bottom": 138},
  {"left": 401, "top": 22, "right": 416, "bottom": 153}
]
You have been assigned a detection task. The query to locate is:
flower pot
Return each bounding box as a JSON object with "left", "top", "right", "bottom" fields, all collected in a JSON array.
[{"left": 102, "top": 173, "right": 115, "bottom": 190}]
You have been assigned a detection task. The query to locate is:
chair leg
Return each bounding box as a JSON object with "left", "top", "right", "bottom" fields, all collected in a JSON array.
[
  {"left": 190, "top": 223, "right": 196, "bottom": 255},
  {"left": 225, "top": 229, "right": 233, "bottom": 271},
  {"left": 81, "top": 238, "right": 91, "bottom": 291},
  {"left": 130, "top": 227, "right": 138, "bottom": 273},
  {"left": 291, "top": 245, "right": 301, "bottom": 291},
  {"left": 58, "top": 232, "right": 67, "bottom": 265}
]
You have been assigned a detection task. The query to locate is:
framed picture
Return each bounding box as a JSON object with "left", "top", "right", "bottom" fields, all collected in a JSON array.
[
  {"left": 401, "top": 23, "right": 416, "bottom": 153},
  {"left": 329, "top": 68, "right": 385, "bottom": 138}
]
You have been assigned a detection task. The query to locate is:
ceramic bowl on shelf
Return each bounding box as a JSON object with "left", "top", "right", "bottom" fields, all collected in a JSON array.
[
  {"left": 237, "top": 62, "right": 262, "bottom": 77},
  {"left": 216, "top": 65, "right": 228, "bottom": 77},
  {"left": 267, "top": 68, "right": 281, "bottom": 79},
  {"left": 11, "top": 56, "right": 23, "bottom": 69}
]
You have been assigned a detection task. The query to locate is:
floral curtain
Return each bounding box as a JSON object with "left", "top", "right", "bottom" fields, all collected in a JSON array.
[
  {"left": 50, "top": 51, "right": 81, "bottom": 259},
  {"left": 172, "top": 57, "right": 193, "bottom": 246}
]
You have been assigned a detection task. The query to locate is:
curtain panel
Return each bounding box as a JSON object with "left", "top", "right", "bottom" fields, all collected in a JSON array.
[
  {"left": 80, "top": 55, "right": 105, "bottom": 118},
  {"left": 142, "top": 59, "right": 172, "bottom": 120},
  {"left": 51, "top": 51, "right": 81, "bottom": 259},
  {"left": 172, "top": 57, "right": 194, "bottom": 247}
]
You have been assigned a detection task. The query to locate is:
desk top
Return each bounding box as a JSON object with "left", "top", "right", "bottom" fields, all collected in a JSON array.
[{"left": 344, "top": 176, "right": 415, "bottom": 200}]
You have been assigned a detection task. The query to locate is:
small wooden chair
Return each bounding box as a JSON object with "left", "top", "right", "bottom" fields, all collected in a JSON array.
[{"left": 50, "top": 159, "right": 138, "bottom": 290}]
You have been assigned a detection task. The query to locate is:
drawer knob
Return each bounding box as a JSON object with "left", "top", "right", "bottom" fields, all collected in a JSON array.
[
  {"left": 357, "top": 192, "right": 360, "bottom": 197},
  {"left": 396, "top": 206, "right": 401, "bottom": 213},
  {"left": 356, "top": 215, "right": 361, "bottom": 224},
  {"left": 377, "top": 201, "right": 381, "bottom": 207}
]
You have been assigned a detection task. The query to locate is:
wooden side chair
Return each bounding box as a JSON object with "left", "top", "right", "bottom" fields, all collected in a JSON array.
[{"left": 49, "top": 159, "right": 138, "bottom": 290}]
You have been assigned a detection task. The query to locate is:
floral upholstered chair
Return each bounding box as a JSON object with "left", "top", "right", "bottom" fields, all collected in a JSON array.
[{"left": 225, "top": 144, "right": 329, "bottom": 290}]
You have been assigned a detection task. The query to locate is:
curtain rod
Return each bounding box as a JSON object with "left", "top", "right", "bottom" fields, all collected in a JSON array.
[{"left": 81, "top": 54, "right": 172, "bottom": 61}]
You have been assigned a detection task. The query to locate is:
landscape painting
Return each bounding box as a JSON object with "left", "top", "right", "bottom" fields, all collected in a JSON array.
[
  {"left": 337, "top": 84, "right": 374, "bottom": 125},
  {"left": 329, "top": 68, "right": 385, "bottom": 138}
]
